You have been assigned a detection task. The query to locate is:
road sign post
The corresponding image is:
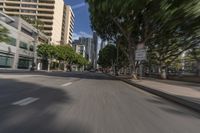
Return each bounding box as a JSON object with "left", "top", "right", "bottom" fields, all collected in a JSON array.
[
  {"left": 135, "top": 49, "right": 146, "bottom": 79},
  {"left": 135, "top": 49, "right": 146, "bottom": 61}
]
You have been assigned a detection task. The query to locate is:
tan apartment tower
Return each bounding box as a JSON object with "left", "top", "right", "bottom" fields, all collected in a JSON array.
[
  {"left": 0, "top": 0, "right": 74, "bottom": 45},
  {"left": 61, "top": 5, "right": 74, "bottom": 45}
]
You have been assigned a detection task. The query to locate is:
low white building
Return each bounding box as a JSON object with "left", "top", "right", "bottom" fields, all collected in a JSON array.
[
  {"left": 0, "top": 12, "right": 49, "bottom": 70},
  {"left": 70, "top": 44, "right": 86, "bottom": 71},
  {"left": 75, "top": 44, "right": 86, "bottom": 58}
]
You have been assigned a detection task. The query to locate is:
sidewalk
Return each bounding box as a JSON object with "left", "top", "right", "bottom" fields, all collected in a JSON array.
[
  {"left": 114, "top": 75, "right": 200, "bottom": 112},
  {"left": 0, "top": 68, "right": 75, "bottom": 73}
]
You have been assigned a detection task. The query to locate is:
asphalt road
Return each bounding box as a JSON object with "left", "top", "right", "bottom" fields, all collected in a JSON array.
[{"left": 0, "top": 72, "right": 200, "bottom": 133}]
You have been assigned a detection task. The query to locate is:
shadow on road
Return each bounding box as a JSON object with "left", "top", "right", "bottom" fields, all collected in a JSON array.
[{"left": 0, "top": 79, "right": 91, "bottom": 133}]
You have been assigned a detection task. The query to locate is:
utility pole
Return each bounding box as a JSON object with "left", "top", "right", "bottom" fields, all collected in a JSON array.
[
  {"left": 32, "top": 32, "right": 38, "bottom": 71},
  {"left": 139, "top": 61, "right": 143, "bottom": 79},
  {"left": 135, "top": 43, "right": 146, "bottom": 79},
  {"left": 116, "top": 43, "right": 119, "bottom": 76},
  {"left": 31, "top": 20, "right": 39, "bottom": 71}
]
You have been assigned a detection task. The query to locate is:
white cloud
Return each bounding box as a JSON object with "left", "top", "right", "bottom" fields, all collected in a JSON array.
[
  {"left": 72, "top": 3, "right": 86, "bottom": 9},
  {"left": 72, "top": 33, "right": 80, "bottom": 40},
  {"left": 79, "top": 31, "right": 92, "bottom": 37},
  {"left": 72, "top": 31, "right": 92, "bottom": 41}
]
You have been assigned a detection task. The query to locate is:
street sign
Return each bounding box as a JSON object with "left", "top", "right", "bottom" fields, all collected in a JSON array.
[
  {"left": 137, "top": 43, "right": 145, "bottom": 49},
  {"left": 135, "top": 49, "right": 146, "bottom": 61}
]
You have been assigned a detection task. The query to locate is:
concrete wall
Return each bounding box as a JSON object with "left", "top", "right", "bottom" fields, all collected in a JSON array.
[
  {"left": 0, "top": 19, "right": 35, "bottom": 69},
  {"left": 61, "top": 5, "right": 74, "bottom": 45},
  {"left": 51, "top": 0, "right": 64, "bottom": 45}
]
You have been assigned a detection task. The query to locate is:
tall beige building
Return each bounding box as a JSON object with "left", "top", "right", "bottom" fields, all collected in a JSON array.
[
  {"left": 61, "top": 5, "right": 74, "bottom": 45},
  {"left": 0, "top": 0, "right": 74, "bottom": 45}
]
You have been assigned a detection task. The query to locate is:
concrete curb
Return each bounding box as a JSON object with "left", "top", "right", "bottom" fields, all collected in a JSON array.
[
  {"left": 107, "top": 74, "right": 200, "bottom": 112},
  {"left": 0, "top": 69, "right": 60, "bottom": 73}
]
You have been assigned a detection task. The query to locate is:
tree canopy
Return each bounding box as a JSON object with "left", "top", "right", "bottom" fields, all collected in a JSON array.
[
  {"left": 21, "top": 16, "right": 44, "bottom": 32},
  {"left": 37, "top": 44, "right": 88, "bottom": 71},
  {"left": 37, "top": 44, "right": 56, "bottom": 60},
  {"left": 98, "top": 45, "right": 117, "bottom": 68},
  {"left": 87, "top": 0, "right": 200, "bottom": 78},
  {"left": 56, "top": 45, "right": 75, "bottom": 62}
]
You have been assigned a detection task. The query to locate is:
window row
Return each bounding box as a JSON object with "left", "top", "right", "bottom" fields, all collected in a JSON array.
[
  {"left": 19, "top": 41, "right": 34, "bottom": 51},
  {"left": 6, "top": 37, "right": 34, "bottom": 51}
]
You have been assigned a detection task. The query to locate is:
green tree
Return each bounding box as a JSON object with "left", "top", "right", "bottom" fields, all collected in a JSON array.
[
  {"left": 115, "top": 37, "right": 130, "bottom": 69},
  {"left": 37, "top": 44, "right": 56, "bottom": 71},
  {"left": 0, "top": 24, "right": 9, "bottom": 43},
  {"left": 21, "top": 16, "right": 44, "bottom": 32},
  {"left": 188, "top": 47, "right": 200, "bottom": 76},
  {"left": 74, "top": 53, "right": 88, "bottom": 67},
  {"left": 117, "top": 45, "right": 129, "bottom": 70},
  {"left": 87, "top": 0, "right": 200, "bottom": 79},
  {"left": 56, "top": 45, "right": 76, "bottom": 71},
  {"left": 87, "top": 0, "right": 171, "bottom": 77},
  {"left": 98, "top": 45, "right": 117, "bottom": 68},
  {"left": 147, "top": 30, "right": 200, "bottom": 78},
  {"left": 38, "top": 44, "right": 88, "bottom": 71}
]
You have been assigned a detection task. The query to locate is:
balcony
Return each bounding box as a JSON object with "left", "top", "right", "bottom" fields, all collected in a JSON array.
[{"left": 5, "top": 1, "right": 54, "bottom": 6}]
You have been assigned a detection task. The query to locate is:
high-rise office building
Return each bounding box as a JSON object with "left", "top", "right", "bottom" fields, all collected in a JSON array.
[
  {"left": 61, "top": 5, "right": 74, "bottom": 45},
  {"left": 79, "top": 37, "right": 93, "bottom": 62},
  {"left": 75, "top": 44, "right": 86, "bottom": 58},
  {"left": 72, "top": 37, "right": 93, "bottom": 62},
  {"left": 92, "top": 31, "right": 98, "bottom": 69},
  {"left": 100, "top": 40, "right": 107, "bottom": 50},
  {"left": 0, "top": 0, "right": 74, "bottom": 45}
]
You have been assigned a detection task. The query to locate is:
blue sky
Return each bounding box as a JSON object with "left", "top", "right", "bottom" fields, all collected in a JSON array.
[{"left": 64, "top": 0, "right": 92, "bottom": 40}]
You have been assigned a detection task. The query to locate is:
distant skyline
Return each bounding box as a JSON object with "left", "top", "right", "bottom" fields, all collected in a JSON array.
[{"left": 64, "top": 0, "right": 92, "bottom": 40}]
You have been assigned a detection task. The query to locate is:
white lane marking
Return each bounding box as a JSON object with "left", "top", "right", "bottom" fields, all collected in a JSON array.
[
  {"left": 61, "top": 82, "right": 72, "bottom": 87},
  {"left": 12, "top": 97, "right": 39, "bottom": 106}
]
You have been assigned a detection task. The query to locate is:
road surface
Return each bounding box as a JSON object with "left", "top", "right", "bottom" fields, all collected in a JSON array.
[{"left": 0, "top": 72, "right": 199, "bottom": 133}]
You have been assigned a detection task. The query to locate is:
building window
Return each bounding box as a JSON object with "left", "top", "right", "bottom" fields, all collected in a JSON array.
[
  {"left": 7, "top": 37, "right": 16, "bottom": 46},
  {"left": 21, "top": 0, "right": 37, "bottom": 3},
  {"left": 21, "top": 4, "right": 37, "bottom": 8},
  {"left": 21, "top": 27, "right": 33, "bottom": 37},
  {"left": 19, "top": 41, "right": 28, "bottom": 50},
  {"left": 18, "top": 57, "right": 32, "bottom": 69},
  {"left": 29, "top": 45, "right": 34, "bottom": 51},
  {"left": 21, "top": 9, "right": 36, "bottom": 14},
  {"left": 0, "top": 55, "right": 13, "bottom": 68}
]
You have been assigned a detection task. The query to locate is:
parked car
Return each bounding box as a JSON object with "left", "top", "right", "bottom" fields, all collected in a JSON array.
[{"left": 90, "top": 69, "right": 96, "bottom": 72}]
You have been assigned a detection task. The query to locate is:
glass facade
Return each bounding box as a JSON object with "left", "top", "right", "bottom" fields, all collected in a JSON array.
[
  {"left": 7, "top": 37, "right": 16, "bottom": 46},
  {"left": 19, "top": 41, "right": 28, "bottom": 50},
  {"left": 18, "top": 56, "right": 32, "bottom": 69},
  {"left": 0, "top": 54, "right": 14, "bottom": 68},
  {"left": 29, "top": 45, "right": 34, "bottom": 51}
]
